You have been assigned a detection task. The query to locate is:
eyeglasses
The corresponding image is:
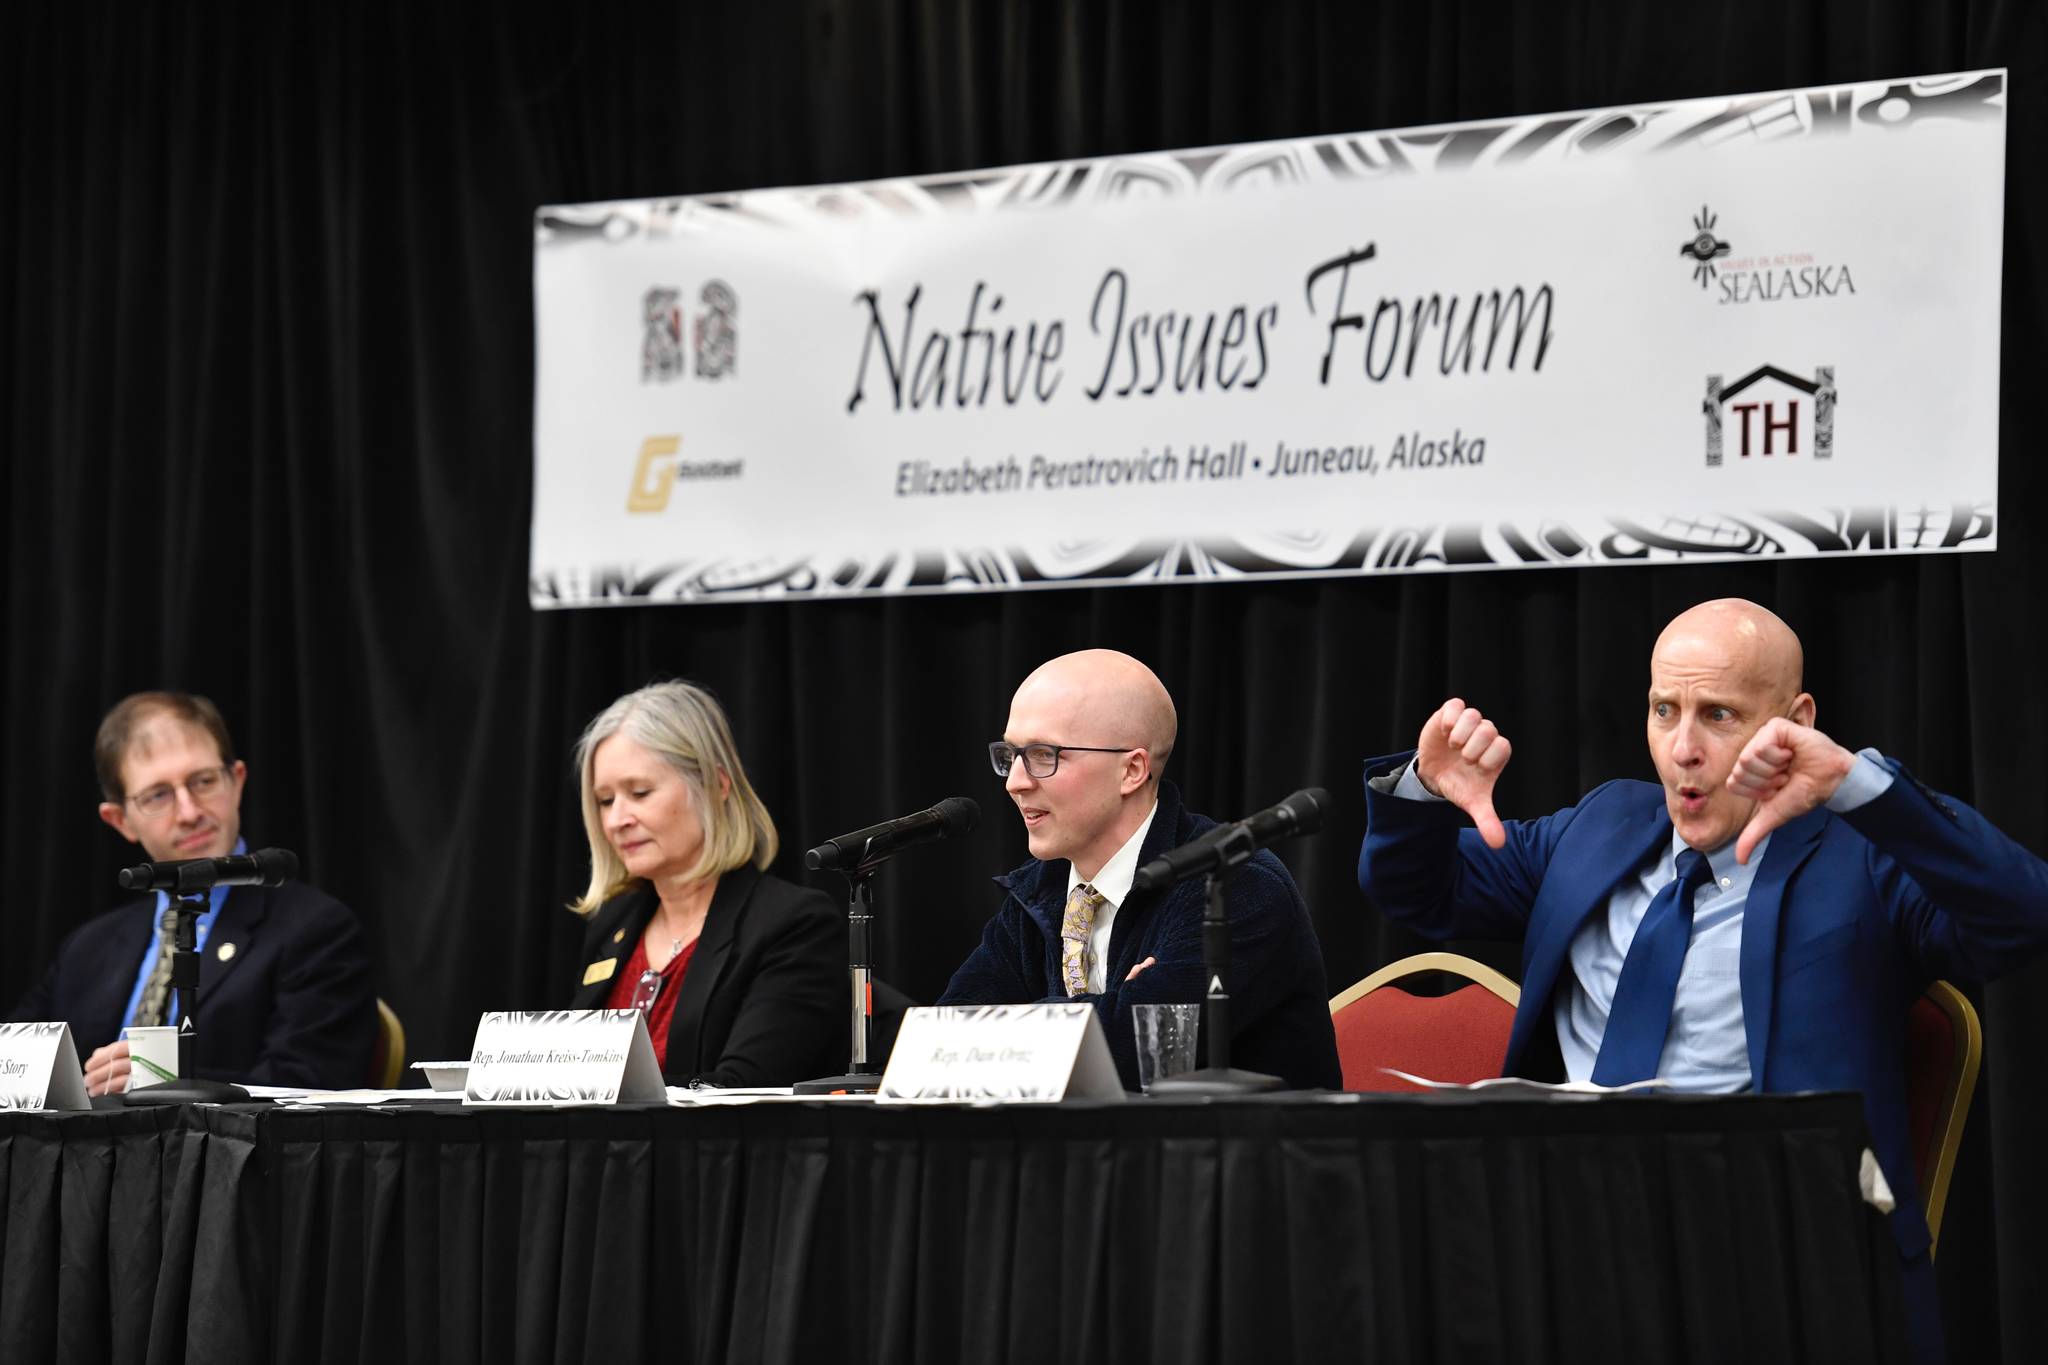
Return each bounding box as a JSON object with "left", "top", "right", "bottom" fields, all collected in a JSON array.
[
  {"left": 988, "top": 741, "right": 1133, "bottom": 779},
  {"left": 126, "top": 766, "right": 233, "bottom": 818}
]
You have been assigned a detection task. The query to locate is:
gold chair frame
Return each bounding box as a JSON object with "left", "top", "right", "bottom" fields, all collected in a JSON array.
[
  {"left": 1330, "top": 950, "right": 1522, "bottom": 1013},
  {"left": 1918, "top": 979, "right": 1981, "bottom": 1258},
  {"left": 372, "top": 997, "right": 407, "bottom": 1090}
]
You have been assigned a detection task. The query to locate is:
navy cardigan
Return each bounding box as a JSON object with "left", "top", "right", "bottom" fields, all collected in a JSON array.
[{"left": 939, "top": 780, "right": 1340, "bottom": 1090}]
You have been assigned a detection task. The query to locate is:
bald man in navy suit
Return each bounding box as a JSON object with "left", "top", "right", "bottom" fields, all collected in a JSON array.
[{"left": 1358, "top": 599, "right": 2048, "bottom": 1363}]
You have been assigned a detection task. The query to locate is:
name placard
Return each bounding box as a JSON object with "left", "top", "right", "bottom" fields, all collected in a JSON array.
[
  {"left": 879, "top": 1003, "right": 1126, "bottom": 1103},
  {"left": 464, "top": 1010, "right": 665, "bottom": 1106},
  {"left": 0, "top": 1022, "right": 90, "bottom": 1111}
]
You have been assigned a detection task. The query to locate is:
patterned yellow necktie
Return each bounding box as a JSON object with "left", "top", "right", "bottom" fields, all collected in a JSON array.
[
  {"left": 1060, "top": 883, "right": 1105, "bottom": 996},
  {"left": 133, "top": 908, "right": 180, "bottom": 1026}
]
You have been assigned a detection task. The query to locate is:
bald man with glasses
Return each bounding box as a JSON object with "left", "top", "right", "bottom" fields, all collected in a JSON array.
[
  {"left": 939, "top": 650, "right": 1340, "bottom": 1090},
  {"left": 7, "top": 691, "right": 375, "bottom": 1094}
]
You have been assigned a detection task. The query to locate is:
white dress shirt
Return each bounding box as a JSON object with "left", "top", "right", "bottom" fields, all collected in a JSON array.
[{"left": 1066, "top": 799, "right": 1160, "bottom": 994}]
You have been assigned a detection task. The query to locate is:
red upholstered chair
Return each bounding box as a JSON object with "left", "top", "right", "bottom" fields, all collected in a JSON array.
[
  {"left": 1905, "top": 979, "right": 1981, "bottom": 1257},
  {"left": 1329, "top": 952, "right": 1521, "bottom": 1092}
]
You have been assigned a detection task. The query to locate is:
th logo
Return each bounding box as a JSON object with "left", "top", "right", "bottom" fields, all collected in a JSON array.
[{"left": 1703, "top": 365, "right": 1837, "bottom": 467}]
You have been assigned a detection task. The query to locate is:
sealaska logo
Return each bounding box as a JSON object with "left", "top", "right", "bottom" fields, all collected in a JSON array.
[
  {"left": 1677, "top": 206, "right": 1859, "bottom": 306},
  {"left": 1678, "top": 206, "right": 1731, "bottom": 289},
  {"left": 1702, "top": 365, "right": 1836, "bottom": 468}
]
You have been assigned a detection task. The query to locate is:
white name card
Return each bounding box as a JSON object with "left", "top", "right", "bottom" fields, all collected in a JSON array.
[
  {"left": 464, "top": 1009, "right": 665, "bottom": 1107},
  {"left": 879, "top": 1003, "right": 1126, "bottom": 1103},
  {"left": 0, "top": 1022, "right": 90, "bottom": 1111}
]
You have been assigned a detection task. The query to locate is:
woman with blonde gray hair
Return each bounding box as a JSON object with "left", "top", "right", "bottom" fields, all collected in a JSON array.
[{"left": 565, "top": 680, "right": 841, "bottom": 1087}]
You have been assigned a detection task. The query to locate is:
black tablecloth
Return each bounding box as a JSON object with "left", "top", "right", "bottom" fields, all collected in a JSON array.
[{"left": 0, "top": 1092, "right": 1906, "bottom": 1364}]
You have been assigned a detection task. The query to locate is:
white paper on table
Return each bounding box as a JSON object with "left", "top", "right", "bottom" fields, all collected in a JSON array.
[
  {"left": 1378, "top": 1069, "right": 1673, "bottom": 1097},
  {"left": 264, "top": 1087, "right": 464, "bottom": 1105},
  {"left": 664, "top": 1086, "right": 878, "bottom": 1105}
]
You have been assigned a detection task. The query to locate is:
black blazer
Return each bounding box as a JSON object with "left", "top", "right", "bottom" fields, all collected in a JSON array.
[
  {"left": 6, "top": 878, "right": 377, "bottom": 1088},
  {"left": 570, "top": 865, "right": 844, "bottom": 1087}
]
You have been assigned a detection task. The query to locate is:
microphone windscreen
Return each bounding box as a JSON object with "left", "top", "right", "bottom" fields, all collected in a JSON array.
[
  {"left": 253, "top": 847, "right": 301, "bottom": 885},
  {"left": 1289, "top": 788, "right": 1331, "bottom": 833},
  {"left": 933, "top": 797, "right": 980, "bottom": 835}
]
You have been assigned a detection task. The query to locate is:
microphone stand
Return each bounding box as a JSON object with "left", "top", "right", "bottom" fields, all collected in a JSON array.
[
  {"left": 1146, "top": 826, "right": 1284, "bottom": 1096},
  {"left": 125, "top": 873, "right": 251, "bottom": 1106},
  {"left": 793, "top": 866, "right": 883, "bottom": 1094}
]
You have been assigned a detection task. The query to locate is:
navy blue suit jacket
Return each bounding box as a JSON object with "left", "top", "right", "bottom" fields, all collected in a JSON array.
[
  {"left": 1358, "top": 750, "right": 2048, "bottom": 1257},
  {"left": 940, "top": 780, "right": 1341, "bottom": 1091},
  {"left": 7, "top": 878, "right": 377, "bottom": 1089}
]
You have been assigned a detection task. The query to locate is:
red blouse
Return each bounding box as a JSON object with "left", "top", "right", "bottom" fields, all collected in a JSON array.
[{"left": 603, "top": 930, "right": 699, "bottom": 1072}]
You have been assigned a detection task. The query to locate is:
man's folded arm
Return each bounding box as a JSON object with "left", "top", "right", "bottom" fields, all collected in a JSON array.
[{"left": 1110, "top": 859, "right": 1310, "bottom": 1029}]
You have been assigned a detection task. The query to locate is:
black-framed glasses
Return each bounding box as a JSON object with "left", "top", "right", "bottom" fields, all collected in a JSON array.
[
  {"left": 126, "top": 766, "right": 233, "bottom": 818},
  {"left": 988, "top": 741, "right": 1133, "bottom": 779}
]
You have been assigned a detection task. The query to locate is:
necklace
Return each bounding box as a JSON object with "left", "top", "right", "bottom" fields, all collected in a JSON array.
[{"left": 649, "top": 882, "right": 710, "bottom": 975}]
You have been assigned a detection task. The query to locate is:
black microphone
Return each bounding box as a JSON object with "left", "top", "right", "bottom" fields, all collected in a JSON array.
[
  {"left": 118, "top": 846, "right": 300, "bottom": 894},
  {"left": 1131, "top": 788, "right": 1330, "bottom": 892},
  {"left": 804, "top": 798, "right": 980, "bottom": 872}
]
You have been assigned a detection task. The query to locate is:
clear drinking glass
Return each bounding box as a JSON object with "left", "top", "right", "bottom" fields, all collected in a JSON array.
[{"left": 1131, "top": 1003, "right": 1201, "bottom": 1090}]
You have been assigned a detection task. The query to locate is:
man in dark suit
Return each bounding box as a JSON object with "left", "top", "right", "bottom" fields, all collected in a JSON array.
[
  {"left": 941, "top": 649, "right": 1340, "bottom": 1090},
  {"left": 7, "top": 691, "right": 375, "bottom": 1093},
  {"left": 1357, "top": 598, "right": 2048, "bottom": 1362}
]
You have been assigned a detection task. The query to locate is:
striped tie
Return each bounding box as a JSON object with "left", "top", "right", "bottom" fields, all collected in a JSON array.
[
  {"left": 132, "top": 908, "right": 180, "bottom": 1027},
  {"left": 1060, "top": 883, "right": 1105, "bottom": 996}
]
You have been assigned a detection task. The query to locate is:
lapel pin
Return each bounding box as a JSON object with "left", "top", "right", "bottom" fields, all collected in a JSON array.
[
  {"left": 216, "top": 941, "right": 238, "bottom": 962},
  {"left": 613, "top": 929, "right": 625, "bottom": 943}
]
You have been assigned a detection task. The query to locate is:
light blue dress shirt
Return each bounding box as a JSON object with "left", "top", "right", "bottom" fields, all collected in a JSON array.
[
  {"left": 1393, "top": 749, "right": 1895, "bottom": 1090},
  {"left": 1557, "top": 831, "right": 1763, "bottom": 1089}
]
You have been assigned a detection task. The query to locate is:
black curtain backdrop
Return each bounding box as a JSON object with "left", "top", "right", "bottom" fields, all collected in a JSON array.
[{"left": 3, "top": 1, "right": 2043, "bottom": 1357}]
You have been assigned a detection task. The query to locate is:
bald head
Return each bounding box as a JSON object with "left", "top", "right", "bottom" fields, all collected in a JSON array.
[
  {"left": 1645, "top": 598, "right": 1815, "bottom": 852},
  {"left": 1651, "top": 598, "right": 1804, "bottom": 702},
  {"left": 1012, "top": 649, "right": 1177, "bottom": 777},
  {"left": 1002, "top": 650, "right": 1177, "bottom": 878}
]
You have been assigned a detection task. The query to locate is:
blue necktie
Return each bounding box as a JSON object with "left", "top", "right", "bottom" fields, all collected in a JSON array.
[{"left": 1592, "top": 848, "right": 1713, "bottom": 1085}]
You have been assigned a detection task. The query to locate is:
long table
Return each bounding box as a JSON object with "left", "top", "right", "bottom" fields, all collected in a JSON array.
[{"left": 0, "top": 1092, "right": 1906, "bottom": 1364}]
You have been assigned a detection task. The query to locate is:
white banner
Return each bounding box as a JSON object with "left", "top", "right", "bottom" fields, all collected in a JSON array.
[{"left": 531, "top": 71, "right": 2004, "bottom": 607}]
